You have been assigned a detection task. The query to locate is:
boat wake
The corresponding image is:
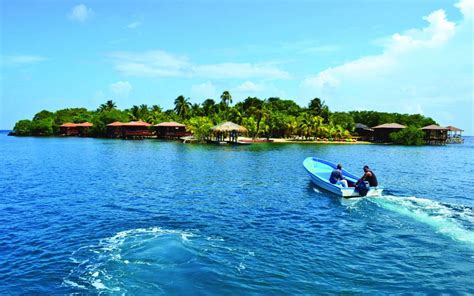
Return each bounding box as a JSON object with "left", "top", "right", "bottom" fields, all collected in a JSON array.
[
  {"left": 370, "top": 195, "right": 474, "bottom": 246},
  {"left": 63, "top": 227, "right": 252, "bottom": 293}
]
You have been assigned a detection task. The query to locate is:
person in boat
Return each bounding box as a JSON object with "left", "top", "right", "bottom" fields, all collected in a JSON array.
[
  {"left": 329, "top": 164, "right": 348, "bottom": 187},
  {"left": 357, "top": 165, "right": 378, "bottom": 187}
]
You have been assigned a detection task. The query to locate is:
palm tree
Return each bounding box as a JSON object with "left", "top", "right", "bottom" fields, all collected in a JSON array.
[
  {"left": 227, "top": 107, "right": 242, "bottom": 124},
  {"left": 312, "top": 116, "right": 324, "bottom": 138},
  {"left": 151, "top": 105, "right": 162, "bottom": 113},
  {"left": 286, "top": 116, "right": 298, "bottom": 139},
  {"left": 190, "top": 103, "right": 202, "bottom": 117},
  {"left": 220, "top": 91, "right": 232, "bottom": 108},
  {"left": 128, "top": 105, "right": 141, "bottom": 121},
  {"left": 174, "top": 95, "right": 191, "bottom": 120},
  {"left": 139, "top": 104, "right": 150, "bottom": 120},
  {"left": 308, "top": 98, "right": 326, "bottom": 116},
  {"left": 202, "top": 99, "right": 217, "bottom": 116},
  {"left": 98, "top": 100, "right": 117, "bottom": 112},
  {"left": 248, "top": 100, "right": 268, "bottom": 139},
  {"left": 298, "top": 113, "right": 314, "bottom": 140},
  {"left": 220, "top": 91, "right": 232, "bottom": 119}
]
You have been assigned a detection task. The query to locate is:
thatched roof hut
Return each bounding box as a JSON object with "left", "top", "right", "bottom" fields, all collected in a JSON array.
[
  {"left": 372, "top": 123, "right": 406, "bottom": 129},
  {"left": 446, "top": 125, "right": 463, "bottom": 132},
  {"left": 372, "top": 123, "right": 406, "bottom": 142},
  {"left": 354, "top": 123, "right": 374, "bottom": 141},
  {"left": 154, "top": 122, "right": 188, "bottom": 139},
  {"left": 355, "top": 123, "right": 373, "bottom": 131},
  {"left": 154, "top": 121, "right": 186, "bottom": 127},
  {"left": 211, "top": 121, "right": 247, "bottom": 143},
  {"left": 212, "top": 121, "right": 248, "bottom": 133},
  {"left": 446, "top": 125, "right": 464, "bottom": 144},
  {"left": 421, "top": 125, "right": 448, "bottom": 144},
  {"left": 421, "top": 124, "right": 447, "bottom": 130}
]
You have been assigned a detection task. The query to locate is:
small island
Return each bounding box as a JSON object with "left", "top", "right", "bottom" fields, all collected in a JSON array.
[{"left": 10, "top": 92, "right": 463, "bottom": 145}]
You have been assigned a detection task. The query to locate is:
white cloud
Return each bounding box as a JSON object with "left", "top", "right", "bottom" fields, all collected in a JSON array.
[
  {"left": 68, "top": 4, "right": 93, "bottom": 22},
  {"left": 109, "top": 81, "right": 132, "bottom": 98},
  {"left": 455, "top": 0, "right": 474, "bottom": 18},
  {"left": 109, "top": 50, "right": 190, "bottom": 77},
  {"left": 108, "top": 50, "right": 290, "bottom": 80},
  {"left": 127, "top": 21, "right": 142, "bottom": 29},
  {"left": 1, "top": 55, "right": 46, "bottom": 66},
  {"left": 232, "top": 81, "right": 267, "bottom": 92},
  {"left": 300, "top": 0, "right": 473, "bottom": 133},
  {"left": 191, "top": 81, "right": 218, "bottom": 99}
]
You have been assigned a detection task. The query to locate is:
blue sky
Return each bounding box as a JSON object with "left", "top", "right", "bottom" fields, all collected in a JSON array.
[{"left": 1, "top": 0, "right": 472, "bottom": 134}]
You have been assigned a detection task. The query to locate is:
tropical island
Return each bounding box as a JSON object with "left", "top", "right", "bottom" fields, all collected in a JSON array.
[{"left": 10, "top": 91, "right": 463, "bottom": 145}]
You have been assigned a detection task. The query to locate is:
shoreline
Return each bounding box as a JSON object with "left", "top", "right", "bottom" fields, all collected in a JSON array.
[
  {"left": 238, "top": 137, "right": 373, "bottom": 145},
  {"left": 268, "top": 138, "right": 372, "bottom": 145},
  {"left": 5, "top": 133, "right": 373, "bottom": 145}
]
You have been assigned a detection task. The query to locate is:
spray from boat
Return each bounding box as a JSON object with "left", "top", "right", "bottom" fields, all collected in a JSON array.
[{"left": 369, "top": 195, "right": 474, "bottom": 246}]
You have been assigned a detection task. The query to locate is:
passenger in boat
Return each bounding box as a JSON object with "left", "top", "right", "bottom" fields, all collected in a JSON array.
[
  {"left": 357, "top": 165, "right": 378, "bottom": 187},
  {"left": 329, "top": 164, "right": 348, "bottom": 187}
]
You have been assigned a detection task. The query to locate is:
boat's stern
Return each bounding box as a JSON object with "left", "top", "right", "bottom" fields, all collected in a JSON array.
[{"left": 342, "top": 187, "right": 384, "bottom": 198}]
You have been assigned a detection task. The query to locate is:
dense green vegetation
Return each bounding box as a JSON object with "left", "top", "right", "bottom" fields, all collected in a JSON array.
[
  {"left": 12, "top": 91, "right": 437, "bottom": 143},
  {"left": 390, "top": 126, "right": 426, "bottom": 146}
]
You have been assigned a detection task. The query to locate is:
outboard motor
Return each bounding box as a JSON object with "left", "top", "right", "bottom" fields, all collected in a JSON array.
[{"left": 357, "top": 181, "right": 370, "bottom": 197}]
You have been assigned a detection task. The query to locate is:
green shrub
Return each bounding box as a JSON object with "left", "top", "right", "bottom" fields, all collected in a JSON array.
[
  {"left": 187, "top": 117, "right": 213, "bottom": 142},
  {"left": 390, "top": 126, "right": 424, "bottom": 145},
  {"left": 30, "top": 119, "right": 54, "bottom": 136},
  {"left": 13, "top": 120, "right": 33, "bottom": 136}
]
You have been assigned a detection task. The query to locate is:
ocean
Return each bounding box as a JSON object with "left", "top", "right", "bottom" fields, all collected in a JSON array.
[{"left": 1, "top": 132, "right": 473, "bottom": 294}]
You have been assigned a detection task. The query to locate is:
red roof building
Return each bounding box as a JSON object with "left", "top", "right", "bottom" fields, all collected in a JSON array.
[
  {"left": 59, "top": 122, "right": 93, "bottom": 136},
  {"left": 106, "top": 121, "right": 153, "bottom": 139},
  {"left": 153, "top": 122, "right": 189, "bottom": 139}
]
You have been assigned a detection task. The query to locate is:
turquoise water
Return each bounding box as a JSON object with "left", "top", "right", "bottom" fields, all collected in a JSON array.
[{"left": 0, "top": 132, "right": 473, "bottom": 294}]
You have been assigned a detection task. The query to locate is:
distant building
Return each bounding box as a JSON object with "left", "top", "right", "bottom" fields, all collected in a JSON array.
[
  {"left": 421, "top": 125, "right": 448, "bottom": 145},
  {"left": 154, "top": 122, "right": 189, "bottom": 139},
  {"left": 106, "top": 121, "right": 153, "bottom": 139},
  {"left": 446, "top": 126, "right": 464, "bottom": 144},
  {"left": 354, "top": 123, "right": 374, "bottom": 141},
  {"left": 372, "top": 123, "right": 406, "bottom": 142},
  {"left": 59, "top": 122, "right": 93, "bottom": 136}
]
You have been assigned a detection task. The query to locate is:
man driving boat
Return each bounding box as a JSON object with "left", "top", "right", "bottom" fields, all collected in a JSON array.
[{"left": 357, "top": 165, "right": 378, "bottom": 187}]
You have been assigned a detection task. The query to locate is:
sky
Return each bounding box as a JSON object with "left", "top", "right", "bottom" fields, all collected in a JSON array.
[{"left": 1, "top": 0, "right": 473, "bottom": 134}]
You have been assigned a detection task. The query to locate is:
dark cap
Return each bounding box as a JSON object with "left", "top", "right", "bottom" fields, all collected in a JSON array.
[
  {"left": 363, "top": 165, "right": 369, "bottom": 170},
  {"left": 337, "top": 164, "right": 342, "bottom": 169}
]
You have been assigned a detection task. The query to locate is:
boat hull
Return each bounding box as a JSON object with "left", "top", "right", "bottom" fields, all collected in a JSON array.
[{"left": 303, "top": 157, "right": 383, "bottom": 198}]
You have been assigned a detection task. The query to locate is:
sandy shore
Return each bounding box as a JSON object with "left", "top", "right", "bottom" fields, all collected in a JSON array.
[{"left": 238, "top": 137, "right": 373, "bottom": 145}]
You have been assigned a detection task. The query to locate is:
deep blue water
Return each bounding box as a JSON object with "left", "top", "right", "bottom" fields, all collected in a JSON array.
[{"left": 1, "top": 132, "right": 473, "bottom": 294}]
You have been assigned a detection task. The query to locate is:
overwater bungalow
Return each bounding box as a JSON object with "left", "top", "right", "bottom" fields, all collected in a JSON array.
[
  {"left": 154, "top": 122, "right": 189, "bottom": 139},
  {"left": 354, "top": 123, "right": 374, "bottom": 141},
  {"left": 421, "top": 124, "right": 448, "bottom": 145},
  {"left": 211, "top": 121, "right": 248, "bottom": 144},
  {"left": 106, "top": 121, "right": 153, "bottom": 139},
  {"left": 446, "top": 126, "right": 464, "bottom": 144},
  {"left": 59, "top": 122, "right": 93, "bottom": 137},
  {"left": 372, "top": 123, "right": 406, "bottom": 143}
]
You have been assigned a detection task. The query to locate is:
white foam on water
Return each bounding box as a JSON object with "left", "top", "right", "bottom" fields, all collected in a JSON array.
[
  {"left": 64, "top": 227, "right": 198, "bottom": 292},
  {"left": 91, "top": 280, "right": 106, "bottom": 290},
  {"left": 62, "top": 279, "right": 87, "bottom": 289},
  {"left": 64, "top": 226, "right": 254, "bottom": 293},
  {"left": 371, "top": 195, "right": 474, "bottom": 245}
]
